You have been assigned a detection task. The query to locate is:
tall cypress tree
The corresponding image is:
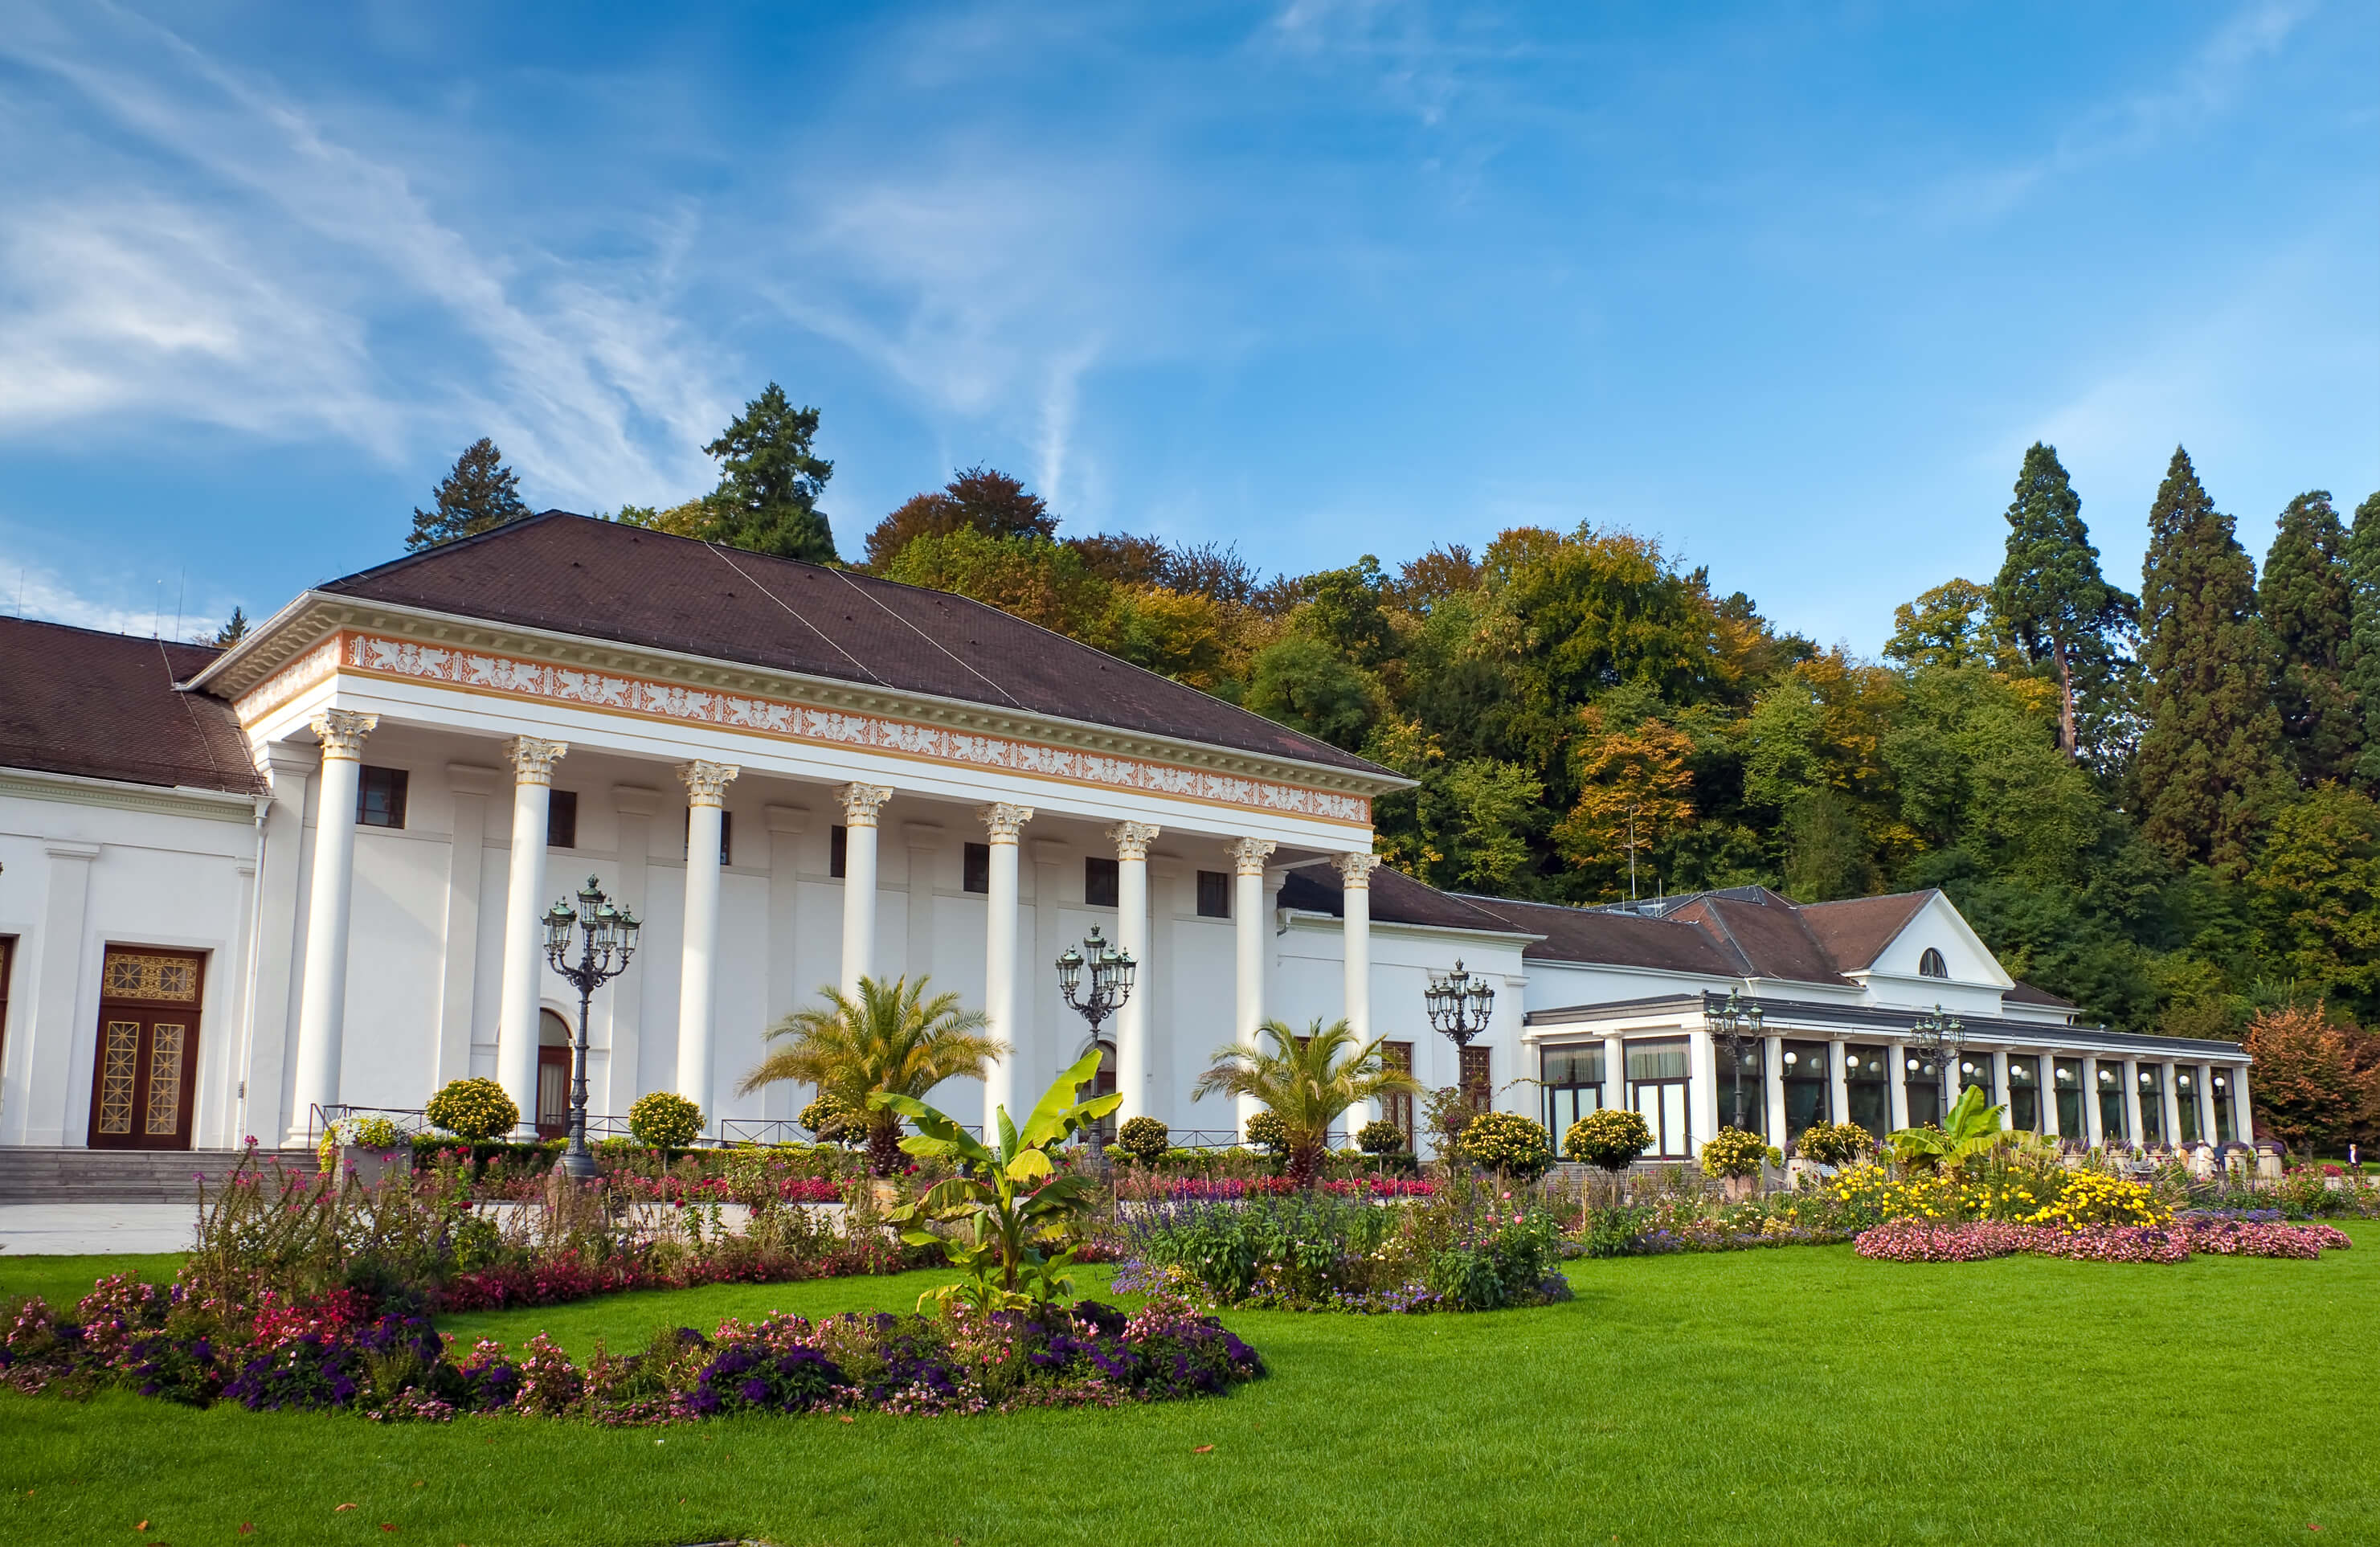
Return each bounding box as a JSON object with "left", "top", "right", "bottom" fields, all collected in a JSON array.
[
  {"left": 2260, "top": 490, "right": 2359, "bottom": 786},
  {"left": 2134, "top": 447, "right": 2286, "bottom": 871},
  {"left": 1990, "top": 442, "right": 2135, "bottom": 761},
  {"left": 2350, "top": 490, "right": 2380, "bottom": 794},
  {"left": 406, "top": 438, "right": 530, "bottom": 550}
]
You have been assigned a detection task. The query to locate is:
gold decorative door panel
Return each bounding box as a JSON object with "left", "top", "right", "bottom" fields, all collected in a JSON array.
[{"left": 88, "top": 948, "right": 205, "bottom": 1150}]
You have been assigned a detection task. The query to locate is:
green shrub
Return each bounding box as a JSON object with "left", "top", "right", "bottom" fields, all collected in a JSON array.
[
  {"left": 1116, "top": 1115, "right": 1171, "bottom": 1166},
  {"left": 1566, "top": 1107, "right": 1653, "bottom": 1173},
  {"left": 1797, "top": 1120, "right": 1871, "bottom": 1168},
  {"left": 1452, "top": 1112, "right": 1554, "bottom": 1181},
  {"left": 424, "top": 1078, "right": 518, "bottom": 1142},
  {"left": 1356, "top": 1119, "right": 1407, "bottom": 1156},
  {"left": 799, "top": 1095, "right": 856, "bottom": 1144},
  {"left": 628, "top": 1091, "right": 705, "bottom": 1148},
  {"left": 1245, "top": 1111, "right": 1289, "bottom": 1154},
  {"left": 1699, "top": 1127, "right": 1768, "bottom": 1180}
]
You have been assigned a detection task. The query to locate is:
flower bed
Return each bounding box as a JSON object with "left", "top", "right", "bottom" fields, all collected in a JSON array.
[
  {"left": 1853, "top": 1218, "right": 2352, "bottom": 1265},
  {"left": 1121, "top": 1176, "right": 1437, "bottom": 1202},
  {"left": 0, "top": 1279, "right": 1261, "bottom": 1423}
]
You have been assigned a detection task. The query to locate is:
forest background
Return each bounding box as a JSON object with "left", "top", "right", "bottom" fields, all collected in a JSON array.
[{"left": 383, "top": 387, "right": 2380, "bottom": 1152}]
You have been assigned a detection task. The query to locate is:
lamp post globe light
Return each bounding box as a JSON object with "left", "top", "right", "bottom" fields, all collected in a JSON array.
[
  {"left": 542, "top": 874, "right": 640, "bottom": 1181},
  {"left": 1055, "top": 925, "right": 1135, "bottom": 1161},
  {"left": 1706, "top": 989, "right": 1764, "bottom": 1135},
  {"left": 1423, "top": 960, "right": 1496, "bottom": 1047},
  {"left": 1910, "top": 1003, "right": 1964, "bottom": 1121}
]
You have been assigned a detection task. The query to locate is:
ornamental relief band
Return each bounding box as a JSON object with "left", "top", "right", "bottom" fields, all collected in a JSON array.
[
  {"left": 979, "top": 802, "right": 1034, "bottom": 842},
  {"left": 103, "top": 952, "right": 200, "bottom": 1002},
  {"left": 283, "top": 631, "right": 1368, "bottom": 825}
]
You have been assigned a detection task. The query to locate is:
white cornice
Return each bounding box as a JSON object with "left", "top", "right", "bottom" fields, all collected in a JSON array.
[
  {"left": 0, "top": 766, "right": 264, "bottom": 825},
  {"left": 195, "top": 592, "right": 1413, "bottom": 801}
]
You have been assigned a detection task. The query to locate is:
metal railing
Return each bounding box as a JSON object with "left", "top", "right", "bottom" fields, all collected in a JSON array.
[{"left": 309, "top": 1103, "right": 637, "bottom": 1148}]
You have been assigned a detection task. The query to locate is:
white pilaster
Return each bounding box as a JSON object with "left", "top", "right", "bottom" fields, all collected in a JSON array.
[
  {"left": 494, "top": 735, "right": 568, "bottom": 1139},
  {"left": 2121, "top": 1057, "right": 2145, "bottom": 1151},
  {"left": 1112, "top": 822, "right": 1163, "bottom": 1124},
  {"left": 436, "top": 762, "right": 500, "bottom": 1091},
  {"left": 1229, "top": 837, "right": 1275, "bottom": 1139},
  {"left": 903, "top": 821, "right": 943, "bottom": 985},
  {"left": 6, "top": 842, "right": 98, "bottom": 1146},
  {"left": 240, "top": 743, "right": 316, "bottom": 1149},
  {"left": 2043, "top": 1055, "right": 2063, "bottom": 1140},
  {"left": 2083, "top": 1056, "right": 2106, "bottom": 1147},
  {"left": 1887, "top": 1038, "right": 1912, "bottom": 1132},
  {"left": 1827, "top": 1041, "right": 1850, "bottom": 1127},
  {"left": 2160, "top": 1061, "right": 2182, "bottom": 1149},
  {"left": 766, "top": 804, "right": 812, "bottom": 1121},
  {"left": 1602, "top": 1034, "right": 1626, "bottom": 1121},
  {"left": 288, "top": 709, "right": 376, "bottom": 1144},
  {"left": 2232, "top": 1064, "right": 2255, "bottom": 1144},
  {"left": 979, "top": 803, "right": 1033, "bottom": 1129},
  {"left": 1689, "top": 1028, "right": 1719, "bottom": 1152},
  {"left": 2196, "top": 1061, "right": 2217, "bottom": 1146},
  {"left": 608, "top": 784, "right": 662, "bottom": 1112},
  {"left": 837, "top": 783, "right": 892, "bottom": 994},
  {"left": 677, "top": 760, "right": 739, "bottom": 1129},
  {"left": 1762, "top": 1033, "right": 1785, "bottom": 1142},
  {"left": 1991, "top": 1050, "right": 2011, "bottom": 1115}
]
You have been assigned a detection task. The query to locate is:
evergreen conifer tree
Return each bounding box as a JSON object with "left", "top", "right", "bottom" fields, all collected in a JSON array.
[
  {"left": 405, "top": 438, "right": 530, "bottom": 550},
  {"left": 1989, "top": 442, "right": 2135, "bottom": 760},
  {"left": 2260, "top": 491, "right": 2359, "bottom": 787},
  {"left": 698, "top": 383, "right": 837, "bottom": 563},
  {"left": 2350, "top": 491, "right": 2380, "bottom": 795},
  {"left": 2134, "top": 447, "right": 2287, "bottom": 871}
]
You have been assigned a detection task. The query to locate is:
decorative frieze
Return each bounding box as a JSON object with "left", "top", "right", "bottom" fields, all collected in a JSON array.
[
  {"left": 677, "top": 760, "right": 740, "bottom": 808},
  {"left": 1107, "top": 821, "right": 1162, "bottom": 861},
  {"left": 978, "top": 802, "right": 1035, "bottom": 844},
  {"left": 501, "top": 735, "right": 569, "bottom": 785},
  {"left": 309, "top": 708, "right": 377, "bottom": 760},
  {"left": 282, "top": 631, "right": 1368, "bottom": 825},
  {"left": 1229, "top": 837, "right": 1277, "bottom": 877}
]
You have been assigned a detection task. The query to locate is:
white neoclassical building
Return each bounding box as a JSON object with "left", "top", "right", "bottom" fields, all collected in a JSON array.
[{"left": 0, "top": 512, "right": 2254, "bottom": 1156}]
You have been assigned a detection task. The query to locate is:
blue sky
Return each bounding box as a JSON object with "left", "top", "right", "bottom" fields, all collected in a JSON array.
[{"left": 1, "top": 1, "right": 2374, "bottom": 652}]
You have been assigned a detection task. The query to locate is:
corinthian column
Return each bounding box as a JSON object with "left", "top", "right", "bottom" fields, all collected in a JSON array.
[
  {"left": 677, "top": 760, "right": 738, "bottom": 1132},
  {"left": 1110, "top": 821, "right": 1161, "bottom": 1123},
  {"left": 838, "top": 784, "right": 894, "bottom": 994},
  {"left": 1335, "top": 851, "right": 1380, "bottom": 1137},
  {"left": 979, "top": 802, "right": 1033, "bottom": 1128},
  {"left": 1229, "top": 837, "right": 1276, "bottom": 1140},
  {"left": 288, "top": 708, "right": 376, "bottom": 1144},
  {"left": 495, "top": 735, "right": 568, "bottom": 1137}
]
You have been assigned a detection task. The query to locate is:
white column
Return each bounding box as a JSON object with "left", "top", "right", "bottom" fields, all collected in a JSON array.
[
  {"left": 979, "top": 803, "right": 1033, "bottom": 1130},
  {"left": 436, "top": 762, "right": 499, "bottom": 1091},
  {"left": 2121, "top": 1057, "right": 2144, "bottom": 1151},
  {"left": 1887, "top": 1038, "right": 1912, "bottom": 1132},
  {"left": 903, "top": 821, "right": 942, "bottom": 986},
  {"left": 2232, "top": 1064, "right": 2255, "bottom": 1144},
  {"left": 240, "top": 744, "right": 316, "bottom": 1149},
  {"left": 1331, "top": 851, "right": 1377, "bottom": 1135},
  {"left": 1827, "top": 1041, "right": 1850, "bottom": 1126},
  {"left": 1112, "top": 823, "right": 1163, "bottom": 1123},
  {"left": 2160, "top": 1061, "right": 2183, "bottom": 1149},
  {"left": 2043, "top": 1054, "right": 2063, "bottom": 1140},
  {"left": 493, "top": 736, "right": 567, "bottom": 1137},
  {"left": 1602, "top": 1034, "right": 1626, "bottom": 1118},
  {"left": 1688, "top": 1028, "right": 1720, "bottom": 1151},
  {"left": 676, "top": 760, "right": 739, "bottom": 1129},
  {"left": 1761, "top": 1033, "right": 1785, "bottom": 1142},
  {"left": 837, "top": 783, "right": 893, "bottom": 994},
  {"left": 2082, "top": 1056, "right": 2106, "bottom": 1147},
  {"left": 2195, "top": 1061, "right": 2217, "bottom": 1146},
  {"left": 1229, "top": 837, "right": 1276, "bottom": 1139},
  {"left": 287, "top": 709, "right": 376, "bottom": 1144},
  {"left": 1991, "top": 1050, "right": 2011, "bottom": 1115}
]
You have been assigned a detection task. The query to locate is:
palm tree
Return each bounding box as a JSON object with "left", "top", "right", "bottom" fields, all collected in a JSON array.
[
  {"left": 1193, "top": 1018, "right": 1425, "bottom": 1186},
  {"left": 739, "top": 976, "right": 1005, "bottom": 1177}
]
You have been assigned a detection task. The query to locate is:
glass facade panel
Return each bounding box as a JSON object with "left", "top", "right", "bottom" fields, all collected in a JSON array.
[
  {"left": 2137, "top": 1065, "right": 2165, "bottom": 1146},
  {"left": 1625, "top": 1038, "right": 1690, "bottom": 1158},
  {"left": 1541, "top": 1045, "right": 1606, "bottom": 1139},
  {"left": 2054, "top": 1058, "right": 2085, "bottom": 1139},
  {"left": 2006, "top": 1056, "right": 2040, "bottom": 1133},
  {"left": 2097, "top": 1065, "right": 2128, "bottom": 1143},
  {"left": 2175, "top": 1068, "right": 2202, "bottom": 1144},
  {"left": 1781, "top": 1040, "right": 1829, "bottom": 1140},
  {"left": 1843, "top": 1043, "right": 1891, "bottom": 1142},
  {"left": 1955, "top": 1054, "right": 1994, "bottom": 1101},
  {"left": 1904, "top": 1051, "right": 1943, "bottom": 1128},
  {"left": 2211, "top": 1068, "right": 2235, "bottom": 1144},
  {"left": 1715, "top": 1038, "right": 1765, "bottom": 1137}
]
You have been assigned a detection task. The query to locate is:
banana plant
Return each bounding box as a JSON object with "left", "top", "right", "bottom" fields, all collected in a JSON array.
[
  {"left": 1887, "top": 1083, "right": 2014, "bottom": 1175},
  {"left": 870, "top": 1046, "right": 1122, "bottom": 1316}
]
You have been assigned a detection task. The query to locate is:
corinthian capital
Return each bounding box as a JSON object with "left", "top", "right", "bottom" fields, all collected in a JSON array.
[
  {"left": 309, "top": 709, "right": 378, "bottom": 761},
  {"left": 977, "top": 802, "right": 1034, "bottom": 843},
  {"left": 677, "top": 759, "right": 740, "bottom": 808},
  {"left": 1334, "top": 851, "right": 1382, "bottom": 888},
  {"left": 1106, "top": 821, "right": 1162, "bottom": 861},
  {"left": 838, "top": 782, "right": 894, "bottom": 827},
  {"left": 501, "top": 735, "right": 570, "bottom": 786},
  {"left": 1227, "top": 837, "right": 1276, "bottom": 877}
]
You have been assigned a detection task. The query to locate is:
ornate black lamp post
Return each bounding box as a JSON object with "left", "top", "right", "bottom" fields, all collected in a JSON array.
[
  {"left": 1424, "top": 960, "right": 1496, "bottom": 1047},
  {"left": 1910, "top": 1003, "right": 1964, "bottom": 1122},
  {"left": 1056, "top": 925, "right": 1135, "bottom": 1161},
  {"left": 542, "top": 875, "right": 640, "bottom": 1181},
  {"left": 1707, "top": 989, "right": 1765, "bottom": 1134}
]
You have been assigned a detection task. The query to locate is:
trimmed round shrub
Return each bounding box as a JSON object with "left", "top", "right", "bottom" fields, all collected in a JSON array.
[
  {"left": 1356, "top": 1119, "right": 1407, "bottom": 1156},
  {"left": 628, "top": 1091, "right": 705, "bottom": 1148},
  {"left": 1699, "top": 1127, "right": 1768, "bottom": 1180},
  {"left": 1116, "top": 1115, "right": 1171, "bottom": 1166},
  {"left": 1245, "top": 1111, "right": 1289, "bottom": 1154},
  {"left": 1795, "top": 1119, "right": 1871, "bottom": 1168},
  {"left": 1566, "top": 1107, "right": 1653, "bottom": 1173},
  {"left": 425, "top": 1078, "right": 518, "bottom": 1142},
  {"left": 1453, "top": 1111, "right": 1555, "bottom": 1181},
  {"left": 799, "top": 1095, "right": 857, "bottom": 1145}
]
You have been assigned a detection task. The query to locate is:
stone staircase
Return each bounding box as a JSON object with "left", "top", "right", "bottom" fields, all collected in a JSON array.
[{"left": 0, "top": 1147, "right": 320, "bottom": 1204}]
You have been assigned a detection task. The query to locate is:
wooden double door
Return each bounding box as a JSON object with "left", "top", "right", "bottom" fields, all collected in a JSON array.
[{"left": 88, "top": 947, "right": 206, "bottom": 1150}]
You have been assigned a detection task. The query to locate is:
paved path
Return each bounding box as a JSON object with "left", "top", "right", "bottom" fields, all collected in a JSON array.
[{"left": 0, "top": 1204, "right": 194, "bottom": 1256}]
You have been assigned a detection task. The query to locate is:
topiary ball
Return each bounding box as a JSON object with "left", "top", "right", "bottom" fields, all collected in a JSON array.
[
  {"left": 628, "top": 1090, "right": 705, "bottom": 1148},
  {"left": 1244, "top": 1110, "right": 1289, "bottom": 1153},
  {"left": 1356, "top": 1119, "right": 1407, "bottom": 1156},
  {"left": 1116, "top": 1115, "right": 1171, "bottom": 1166},
  {"left": 1699, "top": 1126, "right": 1769, "bottom": 1180},
  {"left": 799, "top": 1095, "right": 857, "bottom": 1144},
  {"left": 1452, "top": 1111, "right": 1555, "bottom": 1181},
  {"left": 1565, "top": 1107, "right": 1654, "bottom": 1173},
  {"left": 425, "top": 1078, "right": 519, "bottom": 1143},
  {"left": 1796, "top": 1119, "right": 1871, "bottom": 1168}
]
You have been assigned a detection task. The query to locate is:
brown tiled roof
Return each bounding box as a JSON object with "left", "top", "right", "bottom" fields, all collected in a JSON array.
[
  {"left": 0, "top": 618, "right": 264, "bottom": 795},
  {"left": 1462, "top": 894, "right": 1746, "bottom": 976},
  {"left": 1277, "top": 864, "right": 1524, "bottom": 934},
  {"left": 316, "top": 512, "right": 1390, "bottom": 777},
  {"left": 2006, "top": 980, "right": 2076, "bottom": 1009},
  {"left": 1670, "top": 890, "right": 1853, "bottom": 985},
  {"left": 1797, "top": 890, "right": 1933, "bottom": 972}
]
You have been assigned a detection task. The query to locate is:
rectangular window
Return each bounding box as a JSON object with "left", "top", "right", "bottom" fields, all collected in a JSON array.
[
  {"left": 830, "top": 825, "right": 847, "bottom": 878},
  {"left": 1904, "top": 1050, "right": 1943, "bottom": 1128},
  {"left": 683, "top": 809, "right": 733, "bottom": 866},
  {"left": 963, "top": 841, "right": 990, "bottom": 894},
  {"left": 2175, "top": 1067, "right": 2202, "bottom": 1145},
  {"left": 1541, "top": 1044, "right": 1606, "bottom": 1139},
  {"left": 1458, "top": 1046, "right": 1491, "bottom": 1112},
  {"left": 1715, "top": 1037, "right": 1765, "bottom": 1138},
  {"left": 2096, "top": 1065, "right": 2127, "bottom": 1143},
  {"left": 2212, "top": 1068, "right": 2235, "bottom": 1144},
  {"left": 2007, "top": 1056, "right": 2040, "bottom": 1134},
  {"left": 1382, "top": 1042, "right": 1415, "bottom": 1150},
  {"left": 1196, "top": 869, "right": 1230, "bottom": 919},
  {"left": 356, "top": 766, "right": 408, "bottom": 829},
  {"left": 1781, "top": 1040, "right": 1830, "bottom": 1141},
  {"left": 1956, "top": 1053, "right": 1994, "bottom": 1103},
  {"left": 2054, "top": 1058, "right": 2085, "bottom": 1139},
  {"left": 1844, "top": 1043, "right": 1891, "bottom": 1143},
  {"left": 1085, "top": 856, "right": 1119, "bottom": 908},
  {"left": 1624, "top": 1037, "right": 1691, "bottom": 1159},
  {"left": 2137, "top": 1064, "right": 2165, "bottom": 1146},
  {"left": 546, "top": 789, "right": 579, "bottom": 850}
]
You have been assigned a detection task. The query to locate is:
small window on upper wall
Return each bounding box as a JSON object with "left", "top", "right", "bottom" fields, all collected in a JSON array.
[
  {"left": 546, "top": 790, "right": 579, "bottom": 850},
  {"left": 357, "top": 766, "right": 409, "bottom": 829},
  {"left": 1196, "top": 870, "right": 1230, "bottom": 919},
  {"left": 962, "top": 842, "right": 990, "bottom": 894},
  {"left": 829, "top": 825, "right": 848, "bottom": 878},
  {"left": 1086, "top": 856, "right": 1119, "bottom": 908},
  {"left": 1918, "top": 947, "right": 1948, "bottom": 979}
]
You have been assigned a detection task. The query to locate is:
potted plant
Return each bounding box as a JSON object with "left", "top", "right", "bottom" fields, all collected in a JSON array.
[
  {"left": 320, "top": 1113, "right": 411, "bottom": 1191},
  {"left": 1698, "top": 1127, "right": 1767, "bottom": 1201}
]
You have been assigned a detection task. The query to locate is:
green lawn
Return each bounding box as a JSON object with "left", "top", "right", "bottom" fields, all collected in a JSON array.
[{"left": 3, "top": 1226, "right": 2374, "bottom": 1546}]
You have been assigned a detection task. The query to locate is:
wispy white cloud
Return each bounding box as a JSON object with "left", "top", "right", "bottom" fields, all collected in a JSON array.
[{"left": 0, "top": 539, "right": 239, "bottom": 638}]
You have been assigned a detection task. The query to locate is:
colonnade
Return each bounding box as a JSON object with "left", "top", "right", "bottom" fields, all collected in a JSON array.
[{"left": 278, "top": 710, "right": 1380, "bottom": 1142}]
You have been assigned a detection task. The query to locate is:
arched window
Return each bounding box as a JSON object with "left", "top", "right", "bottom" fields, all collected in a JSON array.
[{"left": 1917, "top": 947, "right": 1948, "bottom": 979}]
